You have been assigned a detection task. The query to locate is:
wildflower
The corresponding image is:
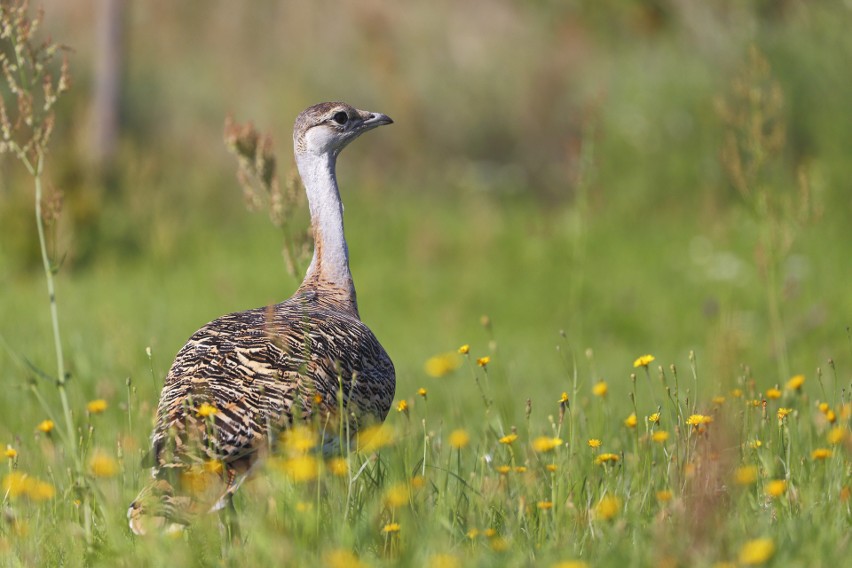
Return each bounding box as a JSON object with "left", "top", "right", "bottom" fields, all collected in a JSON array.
[
  {"left": 196, "top": 403, "right": 218, "bottom": 418},
  {"left": 328, "top": 457, "right": 348, "bottom": 477},
  {"left": 825, "top": 410, "right": 837, "bottom": 423},
  {"left": 735, "top": 466, "right": 758, "bottom": 485},
  {"left": 466, "top": 528, "right": 480, "bottom": 539},
  {"left": 551, "top": 562, "right": 589, "bottom": 568},
  {"left": 495, "top": 465, "right": 511, "bottom": 474},
  {"left": 546, "top": 464, "right": 558, "bottom": 472},
  {"left": 623, "top": 413, "right": 637, "bottom": 428},
  {"left": 87, "top": 399, "right": 108, "bottom": 414},
  {"left": 731, "top": 388, "right": 744, "bottom": 398},
  {"left": 396, "top": 400, "right": 408, "bottom": 413},
  {"left": 633, "top": 354, "right": 655, "bottom": 368},
  {"left": 483, "top": 528, "right": 497, "bottom": 537},
  {"left": 295, "top": 501, "right": 312, "bottom": 513},
  {"left": 595, "top": 453, "right": 620, "bottom": 465},
  {"left": 686, "top": 414, "right": 713, "bottom": 427},
  {"left": 448, "top": 429, "right": 470, "bottom": 449},
  {"left": 749, "top": 439, "right": 762, "bottom": 449},
  {"left": 429, "top": 554, "right": 461, "bottom": 568},
  {"left": 356, "top": 424, "right": 396, "bottom": 451},
  {"left": 385, "top": 483, "right": 409, "bottom": 508},
  {"left": 458, "top": 344, "right": 470, "bottom": 355},
  {"left": 748, "top": 399, "right": 761, "bottom": 408},
  {"left": 765, "top": 388, "right": 781, "bottom": 400},
  {"left": 587, "top": 438, "right": 602, "bottom": 448},
  {"left": 36, "top": 419, "right": 54, "bottom": 433},
  {"left": 786, "top": 374, "right": 805, "bottom": 391},
  {"left": 594, "top": 495, "right": 621, "bottom": 520},
  {"left": 490, "top": 537, "right": 509, "bottom": 552},
  {"left": 204, "top": 460, "right": 223, "bottom": 474},
  {"left": 592, "top": 381, "right": 608, "bottom": 397},
  {"left": 499, "top": 433, "right": 518, "bottom": 445},
  {"left": 537, "top": 501, "right": 554, "bottom": 510},
  {"left": 4, "top": 446, "right": 17, "bottom": 459},
  {"left": 476, "top": 356, "right": 490, "bottom": 368},
  {"left": 765, "top": 479, "right": 786, "bottom": 498},
  {"left": 648, "top": 412, "right": 660, "bottom": 424},
  {"left": 425, "top": 352, "right": 462, "bottom": 377},
  {"left": 558, "top": 392, "right": 569, "bottom": 404},
  {"left": 656, "top": 490, "right": 673, "bottom": 502},
  {"left": 418, "top": 388, "right": 428, "bottom": 398},
  {"left": 712, "top": 396, "right": 726, "bottom": 405},
  {"left": 2, "top": 473, "right": 55, "bottom": 501},
  {"left": 514, "top": 466, "right": 527, "bottom": 473},
  {"left": 27, "top": 480, "right": 55, "bottom": 501},
  {"left": 532, "top": 436, "right": 563, "bottom": 453},
  {"left": 382, "top": 523, "right": 401, "bottom": 534},
  {"left": 811, "top": 448, "right": 832, "bottom": 461},
  {"left": 277, "top": 455, "right": 319, "bottom": 482},
  {"left": 281, "top": 425, "right": 317, "bottom": 453},
  {"left": 827, "top": 427, "right": 847, "bottom": 445},
  {"left": 651, "top": 431, "right": 669, "bottom": 443},
  {"left": 818, "top": 402, "right": 830, "bottom": 413},
  {"left": 411, "top": 475, "right": 426, "bottom": 489},
  {"left": 89, "top": 450, "right": 118, "bottom": 478},
  {"left": 776, "top": 408, "right": 793, "bottom": 421},
  {"left": 738, "top": 538, "right": 775, "bottom": 565}
]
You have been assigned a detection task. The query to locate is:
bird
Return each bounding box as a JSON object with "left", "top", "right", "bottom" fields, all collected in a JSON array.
[{"left": 128, "top": 102, "right": 396, "bottom": 535}]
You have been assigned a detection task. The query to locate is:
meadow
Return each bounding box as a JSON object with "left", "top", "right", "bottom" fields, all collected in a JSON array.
[{"left": 1, "top": 1, "right": 852, "bottom": 566}]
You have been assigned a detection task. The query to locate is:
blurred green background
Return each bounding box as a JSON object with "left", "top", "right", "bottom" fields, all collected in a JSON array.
[{"left": 2, "top": 0, "right": 852, "bottom": 437}]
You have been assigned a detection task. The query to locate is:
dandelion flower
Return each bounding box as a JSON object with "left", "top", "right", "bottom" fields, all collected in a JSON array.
[
  {"left": 623, "top": 413, "right": 637, "bottom": 428},
  {"left": 656, "top": 490, "right": 673, "bottom": 502},
  {"left": 786, "top": 374, "right": 805, "bottom": 391},
  {"left": 686, "top": 414, "right": 712, "bottom": 427},
  {"left": 418, "top": 388, "right": 428, "bottom": 398},
  {"left": 595, "top": 453, "right": 620, "bottom": 465},
  {"left": 749, "top": 439, "right": 763, "bottom": 449},
  {"left": 776, "top": 408, "right": 792, "bottom": 421},
  {"left": 735, "top": 465, "right": 758, "bottom": 485},
  {"left": 537, "top": 501, "right": 554, "bottom": 510},
  {"left": 499, "top": 433, "right": 518, "bottom": 445},
  {"left": 551, "top": 562, "right": 589, "bottom": 568},
  {"left": 382, "top": 523, "right": 401, "bottom": 534},
  {"left": 458, "top": 344, "right": 470, "bottom": 355},
  {"left": 818, "top": 402, "right": 830, "bottom": 413},
  {"left": 87, "top": 399, "right": 108, "bottom": 414},
  {"left": 4, "top": 446, "right": 17, "bottom": 459},
  {"left": 396, "top": 400, "right": 408, "bottom": 413},
  {"left": 425, "top": 352, "right": 462, "bottom": 377},
  {"left": 281, "top": 425, "right": 317, "bottom": 453},
  {"left": 587, "top": 438, "right": 602, "bottom": 448},
  {"left": 765, "top": 388, "right": 781, "bottom": 400},
  {"left": 558, "top": 392, "right": 569, "bottom": 404},
  {"left": 196, "top": 403, "right": 218, "bottom": 418},
  {"left": 592, "top": 381, "right": 608, "bottom": 397},
  {"left": 89, "top": 450, "right": 118, "bottom": 478},
  {"left": 651, "top": 431, "right": 669, "bottom": 443},
  {"left": 490, "top": 537, "right": 509, "bottom": 552},
  {"left": 648, "top": 412, "right": 660, "bottom": 424},
  {"left": 739, "top": 538, "right": 775, "bottom": 565},
  {"left": 811, "top": 448, "right": 832, "bottom": 461},
  {"left": 514, "top": 466, "right": 527, "bottom": 473},
  {"left": 429, "top": 554, "right": 461, "bottom": 568},
  {"left": 495, "top": 465, "right": 511, "bottom": 474},
  {"left": 411, "top": 476, "right": 426, "bottom": 489},
  {"left": 277, "top": 455, "right": 319, "bottom": 482},
  {"left": 466, "top": 528, "right": 480, "bottom": 539},
  {"left": 633, "top": 354, "right": 655, "bottom": 368},
  {"left": 546, "top": 464, "right": 558, "bottom": 472},
  {"left": 827, "top": 427, "right": 847, "bottom": 445},
  {"left": 532, "top": 436, "right": 563, "bottom": 453},
  {"left": 324, "top": 550, "right": 367, "bottom": 568},
  {"left": 594, "top": 495, "right": 621, "bottom": 520},
  {"left": 385, "top": 483, "right": 410, "bottom": 508},
  {"left": 36, "top": 419, "right": 54, "bottom": 433},
  {"left": 483, "top": 528, "right": 497, "bottom": 538},
  {"left": 448, "top": 429, "right": 470, "bottom": 449},
  {"left": 476, "top": 356, "right": 491, "bottom": 368},
  {"left": 731, "top": 388, "right": 744, "bottom": 398},
  {"left": 765, "top": 479, "right": 786, "bottom": 498},
  {"left": 356, "top": 424, "right": 396, "bottom": 451},
  {"left": 28, "top": 480, "right": 56, "bottom": 501},
  {"left": 328, "top": 457, "right": 348, "bottom": 477},
  {"left": 712, "top": 396, "right": 726, "bottom": 405}
]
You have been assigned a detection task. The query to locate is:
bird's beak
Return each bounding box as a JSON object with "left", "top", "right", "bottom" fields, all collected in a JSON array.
[{"left": 360, "top": 111, "right": 394, "bottom": 129}]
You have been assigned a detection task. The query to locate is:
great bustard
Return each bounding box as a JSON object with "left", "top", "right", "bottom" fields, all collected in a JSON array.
[{"left": 128, "top": 102, "right": 396, "bottom": 535}]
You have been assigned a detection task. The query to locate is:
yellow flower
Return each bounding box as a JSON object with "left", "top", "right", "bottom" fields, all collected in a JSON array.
[
  {"left": 818, "top": 402, "right": 830, "bottom": 413},
  {"left": 623, "top": 413, "right": 637, "bottom": 428},
  {"left": 686, "top": 414, "right": 713, "bottom": 427},
  {"left": 651, "top": 431, "right": 669, "bottom": 443},
  {"left": 356, "top": 424, "right": 396, "bottom": 451},
  {"left": 749, "top": 439, "right": 762, "bottom": 449},
  {"left": 739, "top": 538, "right": 775, "bottom": 565},
  {"left": 765, "top": 388, "right": 781, "bottom": 400},
  {"left": 594, "top": 495, "right": 621, "bottom": 520},
  {"left": 765, "top": 479, "right": 787, "bottom": 498},
  {"left": 825, "top": 410, "right": 837, "bottom": 423},
  {"left": 4, "top": 446, "right": 17, "bottom": 459},
  {"left": 592, "top": 381, "right": 608, "bottom": 397},
  {"left": 323, "top": 550, "right": 367, "bottom": 568},
  {"left": 466, "top": 528, "right": 480, "bottom": 539},
  {"left": 537, "top": 501, "right": 554, "bottom": 510},
  {"left": 429, "top": 554, "right": 461, "bottom": 568},
  {"left": 2, "top": 473, "right": 55, "bottom": 501},
  {"left": 411, "top": 475, "right": 426, "bottom": 489},
  {"left": 546, "top": 464, "right": 558, "bottom": 472},
  {"left": 551, "top": 562, "right": 589, "bottom": 568},
  {"left": 89, "top": 450, "right": 118, "bottom": 478},
  {"left": 28, "top": 480, "right": 56, "bottom": 501},
  {"left": 735, "top": 465, "right": 758, "bottom": 485},
  {"left": 656, "top": 490, "right": 673, "bottom": 502},
  {"left": 811, "top": 448, "right": 832, "bottom": 461},
  {"left": 396, "top": 400, "right": 408, "bottom": 412},
  {"left": 448, "top": 429, "right": 470, "bottom": 449},
  {"left": 328, "top": 457, "right": 348, "bottom": 477},
  {"left": 595, "top": 453, "right": 620, "bottom": 465},
  {"left": 385, "top": 483, "right": 410, "bottom": 508},
  {"left": 295, "top": 501, "right": 312, "bottom": 513},
  {"left": 196, "top": 403, "right": 218, "bottom": 418},
  {"left": 313, "top": 393, "right": 323, "bottom": 405},
  {"left": 458, "top": 344, "right": 470, "bottom": 355},
  {"left": 712, "top": 395, "right": 726, "bottom": 405},
  {"left": 418, "top": 388, "right": 428, "bottom": 398},
  {"left": 558, "top": 392, "right": 569, "bottom": 404},
  {"left": 776, "top": 408, "right": 793, "bottom": 421},
  {"left": 499, "top": 433, "right": 518, "bottom": 445},
  {"left": 786, "top": 374, "right": 805, "bottom": 391},
  {"left": 731, "top": 388, "right": 744, "bottom": 398},
  {"left": 633, "top": 354, "right": 655, "bottom": 368},
  {"left": 532, "top": 436, "right": 563, "bottom": 453},
  {"left": 490, "top": 536, "right": 509, "bottom": 552},
  {"left": 495, "top": 465, "right": 511, "bottom": 474},
  {"left": 382, "top": 522, "right": 401, "bottom": 534},
  {"left": 281, "top": 425, "right": 317, "bottom": 453},
  {"left": 425, "top": 352, "right": 462, "bottom": 377},
  {"left": 476, "top": 356, "right": 491, "bottom": 368},
  {"left": 87, "top": 399, "right": 108, "bottom": 414},
  {"left": 514, "top": 466, "right": 527, "bottom": 473},
  {"left": 648, "top": 412, "right": 660, "bottom": 424},
  {"left": 587, "top": 438, "right": 602, "bottom": 448},
  {"left": 827, "top": 427, "right": 848, "bottom": 445},
  {"left": 36, "top": 419, "right": 54, "bottom": 433},
  {"left": 277, "top": 455, "right": 319, "bottom": 482}
]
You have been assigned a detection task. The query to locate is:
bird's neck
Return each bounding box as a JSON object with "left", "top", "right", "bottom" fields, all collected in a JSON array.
[{"left": 295, "top": 151, "right": 358, "bottom": 314}]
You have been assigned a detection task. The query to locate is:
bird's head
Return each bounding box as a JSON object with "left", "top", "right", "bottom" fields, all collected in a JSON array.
[{"left": 294, "top": 102, "right": 393, "bottom": 157}]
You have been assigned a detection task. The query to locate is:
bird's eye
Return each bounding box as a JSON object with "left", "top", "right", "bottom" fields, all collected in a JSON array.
[{"left": 332, "top": 111, "right": 349, "bottom": 125}]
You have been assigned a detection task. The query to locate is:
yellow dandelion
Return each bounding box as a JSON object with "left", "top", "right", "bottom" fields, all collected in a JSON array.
[
  {"left": 476, "top": 356, "right": 490, "bottom": 368},
  {"left": 277, "top": 455, "right": 319, "bottom": 482},
  {"left": 551, "top": 561, "right": 589, "bottom": 568},
  {"left": 818, "top": 402, "right": 830, "bottom": 413},
  {"left": 356, "top": 424, "right": 396, "bottom": 451},
  {"left": 382, "top": 522, "right": 401, "bottom": 534},
  {"left": 748, "top": 399, "right": 761, "bottom": 408},
  {"left": 458, "top": 344, "right": 470, "bottom": 355},
  {"left": 686, "top": 414, "right": 712, "bottom": 427},
  {"left": 595, "top": 453, "right": 620, "bottom": 465},
  {"left": 633, "top": 354, "right": 655, "bottom": 368},
  {"left": 811, "top": 448, "right": 832, "bottom": 461},
  {"left": 323, "top": 550, "right": 367, "bottom": 568},
  {"left": 514, "top": 466, "right": 527, "bottom": 473},
  {"left": 648, "top": 412, "right": 661, "bottom": 424},
  {"left": 483, "top": 528, "right": 497, "bottom": 537},
  {"left": 385, "top": 483, "right": 410, "bottom": 508},
  {"left": 281, "top": 425, "right": 317, "bottom": 453},
  {"left": 731, "top": 388, "right": 744, "bottom": 398},
  {"left": 495, "top": 465, "right": 511, "bottom": 474},
  {"left": 592, "top": 381, "right": 608, "bottom": 397},
  {"left": 532, "top": 436, "right": 563, "bottom": 453},
  {"left": 2, "top": 472, "right": 30, "bottom": 498},
  {"left": 739, "top": 538, "right": 775, "bottom": 565},
  {"left": 295, "top": 501, "right": 312, "bottom": 513},
  {"left": 196, "top": 403, "right": 218, "bottom": 418},
  {"left": 652, "top": 431, "right": 669, "bottom": 443},
  {"left": 656, "top": 489, "right": 673, "bottom": 502},
  {"left": 89, "top": 450, "right": 118, "bottom": 478},
  {"left": 786, "top": 374, "right": 805, "bottom": 391},
  {"left": 36, "top": 419, "right": 54, "bottom": 433},
  {"left": 328, "top": 457, "right": 348, "bottom": 477},
  {"left": 499, "top": 433, "right": 518, "bottom": 445},
  {"left": 735, "top": 465, "right": 758, "bottom": 485},
  {"left": 587, "top": 438, "right": 602, "bottom": 448},
  {"left": 396, "top": 400, "right": 408, "bottom": 413},
  {"left": 712, "top": 395, "right": 726, "bottom": 405},
  {"left": 4, "top": 446, "right": 17, "bottom": 459},
  {"left": 749, "top": 439, "right": 762, "bottom": 449},
  {"left": 448, "top": 429, "right": 470, "bottom": 449},
  {"left": 87, "top": 399, "right": 108, "bottom": 414},
  {"left": 537, "top": 501, "right": 554, "bottom": 510},
  {"left": 411, "top": 475, "right": 426, "bottom": 489},
  {"left": 558, "top": 392, "right": 569, "bottom": 404},
  {"left": 827, "top": 427, "right": 848, "bottom": 445},
  {"left": 429, "top": 553, "right": 461, "bottom": 568},
  {"left": 466, "top": 528, "right": 480, "bottom": 539},
  {"left": 765, "top": 388, "right": 781, "bottom": 400},
  {"left": 623, "top": 413, "right": 638, "bottom": 428},
  {"left": 776, "top": 408, "right": 793, "bottom": 421},
  {"left": 28, "top": 480, "right": 55, "bottom": 501},
  {"left": 490, "top": 536, "right": 509, "bottom": 552},
  {"left": 546, "top": 464, "right": 558, "bottom": 472},
  {"left": 765, "top": 479, "right": 787, "bottom": 498},
  {"left": 424, "top": 352, "right": 462, "bottom": 378},
  {"left": 825, "top": 409, "right": 837, "bottom": 423},
  {"left": 418, "top": 388, "right": 428, "bottom": 398},
  {"left": 594, "top": 495, "right": 621, "bottom": 520}
]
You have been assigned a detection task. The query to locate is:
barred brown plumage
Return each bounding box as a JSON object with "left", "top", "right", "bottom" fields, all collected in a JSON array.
[{"left": 128, "top": 103, "right": 395, "bottom": 535}]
